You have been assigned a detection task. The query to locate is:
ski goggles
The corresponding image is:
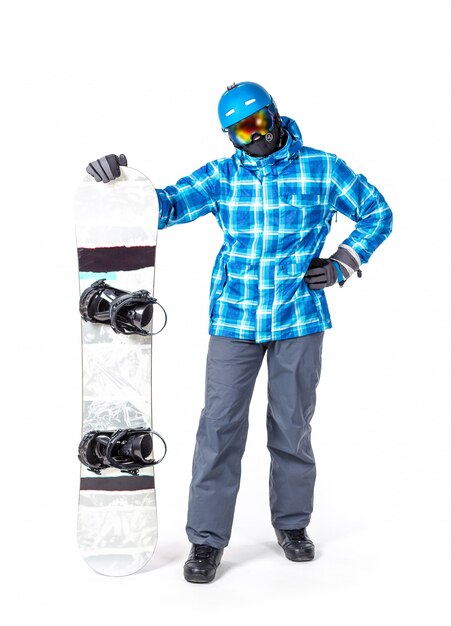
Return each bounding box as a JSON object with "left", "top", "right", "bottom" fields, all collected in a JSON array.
[{"left": 226, "top": 107, "right": 275, "bottom": 146}]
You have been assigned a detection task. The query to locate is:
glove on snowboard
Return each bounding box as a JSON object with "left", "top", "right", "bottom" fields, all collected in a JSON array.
[{"left": 86, "top": 154, "right": 128, "bottom": 183}]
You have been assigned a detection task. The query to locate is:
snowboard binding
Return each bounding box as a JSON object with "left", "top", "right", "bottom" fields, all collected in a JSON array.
[
  {"left": 79, "top": 279, "right": 167, "bottom": 336},
  {"left": 78, "top": 427, "right": 167, "bottom": 475}
]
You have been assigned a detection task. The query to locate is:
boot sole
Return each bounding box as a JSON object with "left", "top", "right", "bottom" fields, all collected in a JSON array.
[{"left": 285, "top": 552, "right": 315, "bottom": 562}]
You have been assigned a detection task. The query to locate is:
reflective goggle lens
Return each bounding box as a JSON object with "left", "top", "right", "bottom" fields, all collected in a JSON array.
[{"left": 227, "top": 107, "right": 274, "bottom": 145}]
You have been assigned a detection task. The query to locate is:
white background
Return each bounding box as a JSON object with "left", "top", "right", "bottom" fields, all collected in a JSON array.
[{"left": 2, "top": 0, "right": 450, "bottom": 623}]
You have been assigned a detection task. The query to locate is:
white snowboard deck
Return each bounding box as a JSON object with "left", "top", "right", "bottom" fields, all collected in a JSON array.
[{"left": 75, "top": 167, "right": 160, "bottom": 576}]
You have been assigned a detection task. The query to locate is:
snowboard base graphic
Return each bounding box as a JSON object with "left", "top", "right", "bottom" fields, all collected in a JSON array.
[{"left": 75, "top": 166, "right": 163, "bottom": 576}]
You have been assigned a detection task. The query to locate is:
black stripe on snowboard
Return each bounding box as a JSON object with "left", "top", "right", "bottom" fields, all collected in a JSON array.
[
  {"left": 78, "top": 245, "right": 156, "bottom": 272},
  {"left": 80, "top": 475, "right": 155, "bottom": 491}
]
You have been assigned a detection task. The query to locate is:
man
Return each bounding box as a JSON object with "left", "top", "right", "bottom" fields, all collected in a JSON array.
[{"left": 87, "top": 81, "right": 393, "bottom": 584}]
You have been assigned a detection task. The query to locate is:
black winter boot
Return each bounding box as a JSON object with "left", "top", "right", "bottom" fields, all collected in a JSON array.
[
  {"left": 183, "top": 544, "right": 224, "bottom": 583},
  {"left": 275, "top": 528, "right": 315, "bottom": 562}
]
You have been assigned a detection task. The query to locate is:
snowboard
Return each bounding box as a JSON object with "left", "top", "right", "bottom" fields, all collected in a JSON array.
[{"left": 74, "top": 166, "right": 165, "bottom": 576}]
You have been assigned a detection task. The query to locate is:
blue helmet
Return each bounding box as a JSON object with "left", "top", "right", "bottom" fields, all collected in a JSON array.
[{"left": 218, "top": 82, "right": 274, "bottom": 130}]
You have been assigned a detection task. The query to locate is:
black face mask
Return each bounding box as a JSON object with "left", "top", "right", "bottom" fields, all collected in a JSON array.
[{"left": 239, "top": 114, "right": 287, "bottom": 158}]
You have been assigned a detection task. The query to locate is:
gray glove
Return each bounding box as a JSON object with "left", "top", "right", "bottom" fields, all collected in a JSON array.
[
  {"left": 305, "top": 245, "right": 361, "bottom": 290},
  {"left": 304, "top": 258, "right": 338, "bottom": 289},
  {"left": 86, "top": 154, "right": 128, "bottom": 183}
]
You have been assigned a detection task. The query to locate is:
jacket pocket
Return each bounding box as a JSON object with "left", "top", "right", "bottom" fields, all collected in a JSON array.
[
  {"left": 223, "top": 259, "right": 259, "bottom": 305},
  {"left": 277, "top": 260, "right": 308, "bottom": 301},
  {"left": 280, "top": 193, "right": 327, "bottom": 230},
  {"left": 209, "top": 262, "right": 228, "bottom": 319},
  {"left": 283, "top": 193, "right": 321, "bottom": 206},
  {"left": 280, "top": 261, "right": 305, "bottom": 276}
]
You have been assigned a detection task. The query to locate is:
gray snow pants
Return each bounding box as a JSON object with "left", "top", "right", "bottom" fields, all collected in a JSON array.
[{"left": 186, "top": 332, "right": 324, "bottom": 549}]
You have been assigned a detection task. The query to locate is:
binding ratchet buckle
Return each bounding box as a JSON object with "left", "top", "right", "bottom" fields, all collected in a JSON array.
[
  {"left": 78, "top": 428, "right": 167, "bottom": 475},
  {"left": 79, "top": 279, "right": 167, "bottom": 336}
]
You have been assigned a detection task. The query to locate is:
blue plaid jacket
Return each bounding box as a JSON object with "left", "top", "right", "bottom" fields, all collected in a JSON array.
[{"left": 157, "top": 117, "right": 393, "bottom": 343}]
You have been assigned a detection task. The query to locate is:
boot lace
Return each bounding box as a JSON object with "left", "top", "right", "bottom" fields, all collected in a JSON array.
[
  {"left": 286, "top": 529, "right": 306, "bottom": 542},
  {"left": 193, "top": 544, "right": 214, "bottom": 560}
]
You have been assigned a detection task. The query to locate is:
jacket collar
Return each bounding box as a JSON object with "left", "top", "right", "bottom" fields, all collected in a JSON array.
[{"left": 234, "top": 116, "right": 303, "bottom": 174}]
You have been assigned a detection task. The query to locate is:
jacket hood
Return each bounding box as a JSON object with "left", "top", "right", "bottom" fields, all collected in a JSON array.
[{"left": 234, "top": 116, "right": 303, "bottom": 172}]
